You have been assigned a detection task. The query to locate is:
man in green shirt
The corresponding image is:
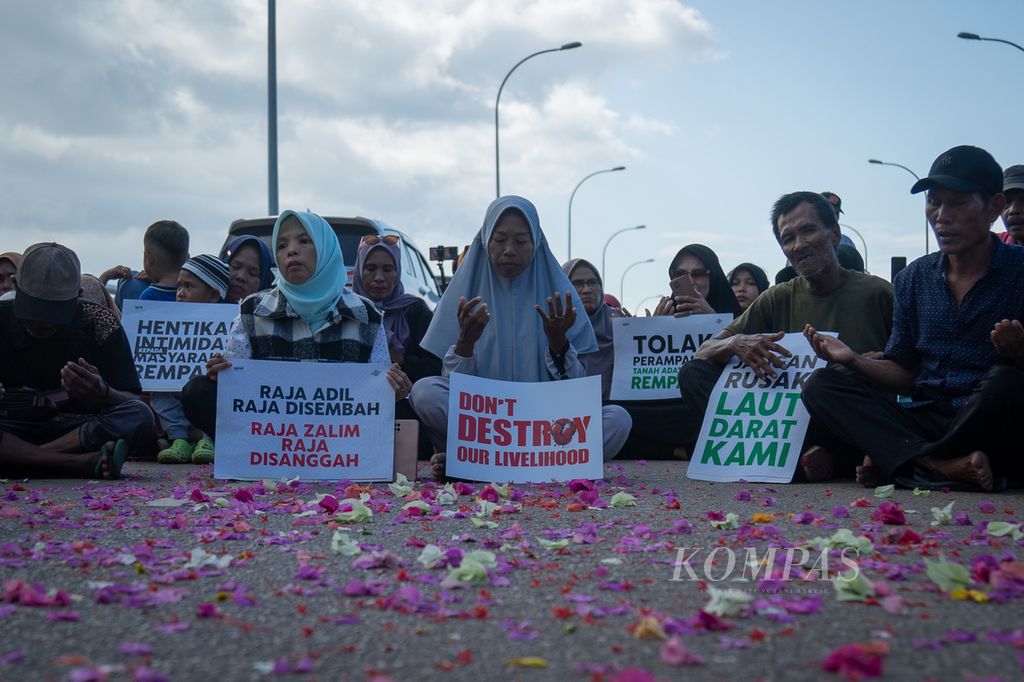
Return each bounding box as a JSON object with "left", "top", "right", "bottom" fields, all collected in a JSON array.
[{"left": 677, "top": 191, "right": 893, "bottom": 480}]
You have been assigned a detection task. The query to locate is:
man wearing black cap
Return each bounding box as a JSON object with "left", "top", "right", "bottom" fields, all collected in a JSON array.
[
  {"left": 802, "top": 145, "right": 1024, "bottom": 491},
  {"left": 0, "top": 243, "right": 154, "bottom": 479},
  {"left": 998, "top": 165, "right": 1024, "bottom": 245}
]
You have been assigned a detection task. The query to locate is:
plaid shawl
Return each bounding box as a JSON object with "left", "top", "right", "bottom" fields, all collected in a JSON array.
[{"left": 239, "top": 287, "right": 382, "bottom": 363}]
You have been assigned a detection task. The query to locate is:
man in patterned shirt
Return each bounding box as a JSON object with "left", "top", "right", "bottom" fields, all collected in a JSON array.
[
  {"left": 802, "top": 145, "right": 1024, "bottom": 491},
  {"left": 0, "top": 243, "right": 154, "bottom": 479}
]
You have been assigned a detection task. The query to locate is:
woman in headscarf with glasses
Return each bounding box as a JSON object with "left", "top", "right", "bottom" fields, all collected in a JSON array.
[
  {"left": 181, "top": 211, "right": 412, "bottom": 444},
  {"left": 410, "top": 196, "right": 632, "bottom": 480},
  {"left": 651, "top": 244, "right": 742, "bottom": 318},
  {"left": 621, "top": 244, "right": 739, "bottom": 459}
]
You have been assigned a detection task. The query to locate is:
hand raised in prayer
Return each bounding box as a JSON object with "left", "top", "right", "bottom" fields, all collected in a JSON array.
[
  {"left": 386, "top": 363, "right": 413, "bottom": 400},
  {"left": 730, "top": 331, "right": 792, "bottom": 380},
  {"left": 61, "top": 357, "right": 106, "bottom": 406},
  {"left": 804, "top": 324, "right": 857, "bottom": 366},
  {"left": 991, "top": 319, "right": 1024, "bottom": 362},
  {"left": 205, "top": 353, "right": 233, "bottom": 382},
  {"left": 535, "top": 290, "right": 576, "bottom": 355},
  {"left": 454, "top": 296, "right": 490, "bottom": 357}
]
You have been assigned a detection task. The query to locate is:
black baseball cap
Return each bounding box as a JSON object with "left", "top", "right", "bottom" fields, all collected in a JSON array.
[
  {"left": 910, "top": 145, "right": 1003, "bottom": 196},
  {"left": 821, "top": 192, "right": 843, "bottom": 216}
]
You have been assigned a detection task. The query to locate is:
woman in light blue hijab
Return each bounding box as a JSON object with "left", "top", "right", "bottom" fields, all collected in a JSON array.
[
  {"left": 411, "top": 196, "right": 631, "bottom": 480},
  {"left": 181, "top": 211, "right": 415, "bottom": 441}
]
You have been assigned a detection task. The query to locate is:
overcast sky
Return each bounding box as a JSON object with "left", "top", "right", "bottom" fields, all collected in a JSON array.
[{"left": 3, "top": 0, "right": 1023, "bottom": 310}]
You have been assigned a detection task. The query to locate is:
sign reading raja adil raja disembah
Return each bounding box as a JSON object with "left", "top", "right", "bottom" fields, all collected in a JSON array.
[
  {"left": 687, "top": 332, "right": 832, "bottom": 484},
  {"left": 446, "top": 373, "right": 603, "bottom": 483},
  {"left": 121, "top": 300, "right": 237, "bottom": 392},
  {"left": 214, "top": 359, "right": 395, "bottom": 482},
  {"left": 609, "top": 314, "right": 726, "bottom": 400}
]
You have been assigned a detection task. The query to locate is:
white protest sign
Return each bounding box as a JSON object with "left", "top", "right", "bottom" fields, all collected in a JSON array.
[
  {"left": 121, "top": 300, "right": 237, "bottom": 392},
  {"left": 609, "top": 314, "right": 725, "bottom": 400},
  {"left": 446, "top": 373, "right": 603, "bottom": 483},
  {"left": 214, "top": 359, "right": 395, "bottom": 482},
  {"left": 687, "top": 332, "right": 830, "bottom": 483}
]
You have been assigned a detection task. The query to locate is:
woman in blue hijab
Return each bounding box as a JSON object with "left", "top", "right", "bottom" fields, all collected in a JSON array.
[
  {"left": 182, "top": 211, "right": 413, "bottom": 443},
  {"left": 219, "top": 235, "right": 274, "bottom": 303},
  {"left": 410, "top": 196, "right": 631, "bottom": 480}
]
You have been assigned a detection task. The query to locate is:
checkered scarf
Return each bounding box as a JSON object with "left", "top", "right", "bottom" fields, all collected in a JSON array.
[{"left": 238, "top": 287, "right": 382, "bottom": 362}]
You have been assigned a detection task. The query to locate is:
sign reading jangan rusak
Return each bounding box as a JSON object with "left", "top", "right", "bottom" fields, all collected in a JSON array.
[
  {"left": 609, "top": 314, "right": 725, "bottom": 401},
  {"left": 121, "top": 300, "right": 237, "bottom": 392},
  {"left": 687, "top": 332, "right": 828, "bottom": 483},
  {"left": 446, "top": 373, "right": 603, "bottom": 483},
  {"left": 215, "top": 359, "right": 395, "bottom": 481}
]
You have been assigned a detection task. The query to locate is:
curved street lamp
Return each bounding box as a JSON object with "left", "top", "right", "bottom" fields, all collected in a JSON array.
[
  {"left": 868, "top": 158, "right": 929, "bottom": 255},
  {"left": 620, "top": 258, "right": 654, "bottom": 303},
  {"left": 839, "top": 223, "right": 869, "bottom": 272},
  {"left": 495, "top": 42, "right": 582, "bottom": 198},
  {"left": 568, "top": 165, "right": 626, "bottom": 258},
  {"left": 633, "top": 294, "right": 662, "bottom": 315},
  {"left": 957, "top": 32, "right": 1024, "bottom": 54},
  {"left": 601, "top": 224, "right": 645, "bottom": 284}
]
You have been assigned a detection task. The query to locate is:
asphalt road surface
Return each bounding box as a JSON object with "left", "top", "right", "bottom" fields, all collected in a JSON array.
[{"left": 0, "top": 461, "right": 1021, "bottom": 681}]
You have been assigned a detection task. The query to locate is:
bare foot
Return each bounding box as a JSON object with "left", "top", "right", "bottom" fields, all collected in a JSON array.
[
  {"left": 855, "top": 455, "right": 885, "bottom": 487},
  {"left": 92, "top": 441, "right": 114, "bottom": 480},
  {"left": 918, "top": 451, "right": 994, "bottom": 491},
  {"left": 430, "top": 452, "right": 447, "bottom": 482}
]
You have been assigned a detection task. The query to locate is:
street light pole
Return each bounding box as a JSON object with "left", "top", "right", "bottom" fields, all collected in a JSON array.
[
  {"left": 568, "top": 165, "right": 626, "bottom": 258},
  {"left": 620, "top": 258, "right": 654, "bottom": 303},
  {"left": 839, "top": 223, "right": 869, "bottom": 272},
  {"left": 957, "top": 31, "right": 1024, "bottom": 54},
  {"left": 868, "top": 158, "right": 928, "bottom": 255},
  {"left": 495, "top": 42, "right": 582, "bottom": 199},
  {"left": 600, "top": 224, "right": 645, "bottom": 284},
  {"left": 267, "top": 0, "right": 278, "bottom": 215}
]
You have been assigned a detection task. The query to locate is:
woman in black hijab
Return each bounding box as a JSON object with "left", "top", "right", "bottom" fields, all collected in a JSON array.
[
  {"left": 653, "top": 244, "right": 742, "bottom": 318},
  {"left": 728, "top": 262, "right": 770, "bottom": 312}
]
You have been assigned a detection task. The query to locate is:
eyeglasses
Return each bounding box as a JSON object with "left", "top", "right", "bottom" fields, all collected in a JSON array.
[
  {"left": 571, "top": 278, "right": 601, "bottom": 290},
  {"left": 361, "top": 234, "right": 400, "bottom": 246},
  {"left": 670, "top": 268, "right": 710, "bottom": 279}
]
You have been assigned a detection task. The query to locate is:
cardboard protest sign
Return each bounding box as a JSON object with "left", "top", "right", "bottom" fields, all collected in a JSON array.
[
  {"left": 609, "top": 314, "right": 725, "bottom": 400},
  {"left": 687, "top": 332, "right": 830, "bottom": 483},
  {"left": 121, "top": 300, "right": 237, "bottom": 392},
  {"left": 446, "top": 373, "right": 603, "bottom": 483},
  {"left": 214, "top": 359, "right": 395, "bottom": 482}
]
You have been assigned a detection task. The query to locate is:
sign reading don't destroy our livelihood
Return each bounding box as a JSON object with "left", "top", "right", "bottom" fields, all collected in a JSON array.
[
  {"left": 214, "top": 359, "right": 395, "bottom": 481},
  {"left": 121, "top": 300, "right": 237, "bottom": 392},
  {"left": 687, "top": 332, "right": 830, "bottom": 484},
  {"left": 446, "top": 373, "right": 603, "bottom": 483},
  {"left": 609, "top": 314, "right": 725, "bottom": 400}
]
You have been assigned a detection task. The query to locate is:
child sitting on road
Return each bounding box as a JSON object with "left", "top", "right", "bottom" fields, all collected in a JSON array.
[{"left": 154, "top": 255, "right": 229, "bottom": 465}]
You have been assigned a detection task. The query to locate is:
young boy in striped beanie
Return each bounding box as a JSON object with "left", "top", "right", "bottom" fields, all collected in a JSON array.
[{"left": 154, "top": 255, "right": 231, "bottom": 465}]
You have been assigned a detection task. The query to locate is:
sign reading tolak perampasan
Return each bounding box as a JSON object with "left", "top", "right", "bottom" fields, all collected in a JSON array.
[
  {"left": 121, "top": 300, "right": 237, "bottom": 392},
  {"left": 446, "top": 373, "right": 603, "bottom": 483},
  {"left": 609, "top": 314, "right": 725, "bottom": 400},
  {"left": 687, "top": 332, "right": 831, "bottom": 483},
  {"left": 214, "top": 359, "right": 395, "bottom": 482}
]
